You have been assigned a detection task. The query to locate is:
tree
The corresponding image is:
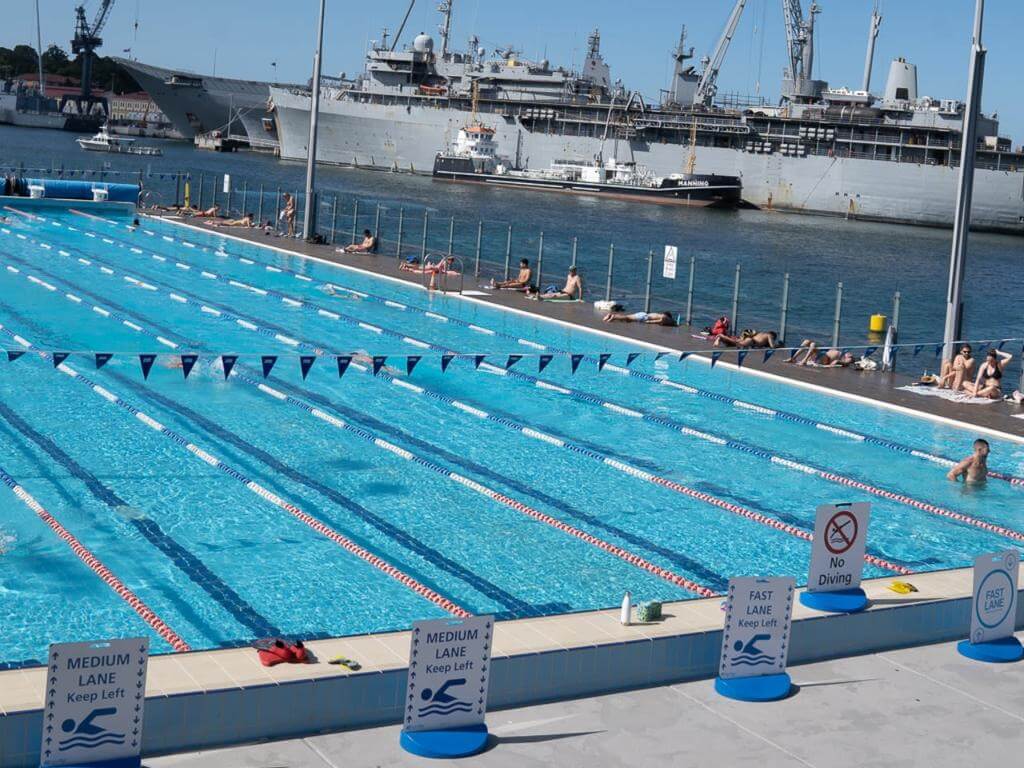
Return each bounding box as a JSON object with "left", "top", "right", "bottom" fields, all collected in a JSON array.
[{"left": 41, "top": 44, "right": 69, "bottom": 74}]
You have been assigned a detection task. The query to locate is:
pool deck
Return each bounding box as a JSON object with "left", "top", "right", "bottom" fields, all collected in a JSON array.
[{"left": 157, "top": 216, "right": 1024, "bottom": 441}]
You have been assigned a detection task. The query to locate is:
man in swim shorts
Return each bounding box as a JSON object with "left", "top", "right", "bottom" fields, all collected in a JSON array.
[
  {"left": 528, "top": 266, "right": 582, "bottom": 301},
  {"left": 491, "top": 259, "right": 532, "bottom": 289},
  {"left": 947, "top": 438, "right": 989, "bottom": 483},
  {"left": 603, "top": 311, "right": 677, "bottom": 326}
]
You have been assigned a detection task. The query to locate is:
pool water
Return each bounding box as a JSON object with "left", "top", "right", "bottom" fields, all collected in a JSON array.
[{"left": 0, "top": 202, "right": 1022, "bottom": 667}]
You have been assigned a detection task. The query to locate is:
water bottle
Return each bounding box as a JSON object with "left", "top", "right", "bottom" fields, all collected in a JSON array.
[{"left": 620, "top": 591, "right": 632, "bottom": 626}]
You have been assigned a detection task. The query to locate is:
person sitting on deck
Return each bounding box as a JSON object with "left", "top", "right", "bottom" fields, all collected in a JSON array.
[
  {"left": 947, "top": 438, "right": 990, "bottom": 483},
  {"left": 964, "top": 348, "right": 1013, "bottom": 399},
  {"left": 703, "top": 316, "right": 731, "bottom": 339},
  {"left": 490, "top": 259, "right": 532, "bottom": 290},
  {"left": 785, "top": 339, "right": 855, "bottom": 367},
  {"left": 206, "top": 212, "right": 255, "bottom": 228},
  {"left": 938, "top": 344, "right": 975, "bottom": 391},
  {"left": 400, "top": 255, "right": 459, "bottom": 290},
  {"left": 713, "top": 329, "right": 779, "bottom": 348},
  {"left": 526, "top": 266, "right": 582, "bottom": 301},
  {"left": 341, "top": 229, "right": 378, "bottom": 254},
  {"left": 603, "top": 310, "right": 677, "bottom": 327}
]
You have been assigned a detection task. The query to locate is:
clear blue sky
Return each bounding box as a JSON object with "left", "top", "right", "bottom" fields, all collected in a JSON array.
[{"left": 5, "top": 0, "right": 1023, "bottom": 141}]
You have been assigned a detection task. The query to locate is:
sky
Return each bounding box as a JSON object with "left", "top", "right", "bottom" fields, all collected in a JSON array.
[{"left": 4, "top": 0, "right": 1023, "bottom": 141}]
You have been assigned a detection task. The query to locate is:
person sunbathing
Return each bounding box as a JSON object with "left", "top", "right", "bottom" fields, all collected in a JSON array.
[
  {"left": 713, "top": 329, "right": 778, "bottom": 348},
  {"left": 785, "top": 339, "right": 854, "bottom": 367},
  {"left": 400, "top": 255, "right": 458, "bottom": 289},
  {"left": 938, "top": 345, "right": 975, "bottom": 391},
  {"left": 192, "top": 204, "right": 220, "bottom": 218},
  {"left": 206, "top": 212, "right": 254, "bottom": 228},
  {"left": 603, "top": 311, "right": 677, "bottom": 326},
  {"left": 527, "top": 266, "right": 582, "bottom": 301},
  {"left": 341, "top": 229, "right": 377, "bottom": 253},
  {"left": 964, "top": 348, "right": 1012, "bottom": 399},
  {"left": 490, "top": 259, "right": 532, "bottom": 289}
]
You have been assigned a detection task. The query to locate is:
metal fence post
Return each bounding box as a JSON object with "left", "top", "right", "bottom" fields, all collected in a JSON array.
[
  {"left": 174, "top": 172, "right": 181, "bottom": 207},
  {"left": 421, "top": 209, "right": 429, "bottom": 260},
  {"left": 832, "top": 281, "right": 844, "bottom": 348},
  {"left": 352, "top": 200, "right": 360, "bottom": 244},
  {"left": 730, "top": 264, "right": 741, "bottom": 330},
  {"left": 375, "top": 204, "right": 382, "bottom": 241},
  {"left": 213, "top": 175, "right": 220, "bottom": 211},
  {"left": 226, "top": 179, "right": 233, "bottom": 215},
  {"left": 257, "top": 184, "right": 265, "bottom": 224},
  {"left": 685, "top": 254, "right": 696, "bottom": 325},
  {"left": 535, "top": 232, "right": 545, "bottom": 290},
  {"left": 604, "top": 244, "right": 615, "bottom": 302},
  {"left": 504, "top": 225, "right": 512, "bottom": 279},
  {"left": 240, "top": 181, "right": 247, "bottom": 217},
  {"left": 779, "top": 272, "right": 791, "bottom": 346},
  {"left": 447, "top": 216, "right": 455, "bottom": 256},
  {"left": 274, "top": 187, "right": 281, "bottom": 224},
  {"left": 197, "top": 174, "right": 205, "bottom": 210},
  {"left": 396, "top": 207, "right": 405, "bottom": 257},
  {"left": 330, "top": 194, "right": 338, "bottom": 244},
  {"left": 474, "top": 221, "right": 483, "bottom": 277},
  {"left": 571, "top": 236, "right": 578, "bottom": 267},
  {"left": 891, "top": 290, "right": 902, "bottom": 340},
  {"left": 643, "top": 248, "right": 654, "bottom": 313}
]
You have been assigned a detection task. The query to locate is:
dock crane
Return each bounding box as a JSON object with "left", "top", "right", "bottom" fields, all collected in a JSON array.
[
  {"left": 780, "top": 0, "right": 825, "bottom": 103},
  {"left": 68, "top": 0, "right": 116, "bottom": 117},
  {"left": 693, "top": 0, "right": 746, "bottom": 107}
]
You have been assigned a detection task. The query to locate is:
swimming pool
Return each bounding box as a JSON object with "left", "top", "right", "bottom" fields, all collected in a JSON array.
[{"left": 1, "top": 201, "right": 1022, "bottom": 667}]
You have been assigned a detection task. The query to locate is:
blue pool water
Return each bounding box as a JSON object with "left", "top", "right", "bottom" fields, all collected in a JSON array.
[{"left": 1, "top": 202, "right": 1023, "bottom": 667}]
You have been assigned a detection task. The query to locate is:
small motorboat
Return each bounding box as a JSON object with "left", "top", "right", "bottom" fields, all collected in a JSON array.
[{"left": 77, "top": 126, "right": 163, "bottom": 156}]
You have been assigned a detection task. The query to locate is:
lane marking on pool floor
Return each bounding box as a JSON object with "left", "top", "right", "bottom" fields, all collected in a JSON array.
[
  {"left": 0, "top": 248, "right": 927, "bottom": 573},
  {"left": 55, "top": 212, "right": 1024, "bottom": 487},
  {"left": 0, "top": 456, "right": 190, "bottom": 651},
  {"left": 0, "top": 322, "right": 471, "bottom": 618},
  {"left": 0, "top": 252, "right": 722, "bottom": 598}
]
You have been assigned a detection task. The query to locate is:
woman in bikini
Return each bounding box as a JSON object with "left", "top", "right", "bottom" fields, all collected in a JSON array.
[{"left": 965, "top": 348, "right": 1012, "bottom": 399}]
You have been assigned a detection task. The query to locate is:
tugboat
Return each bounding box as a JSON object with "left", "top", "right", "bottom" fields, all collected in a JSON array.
[
  {"left": 77, "top": 125, "right": 163, "bottom": 156},
  {"left": 433, "top": 121, "right": 741, "bottom": 208}
]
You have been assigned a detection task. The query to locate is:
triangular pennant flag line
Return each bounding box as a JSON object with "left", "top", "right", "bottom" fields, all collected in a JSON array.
[
  {"left": 261, "top": 355, "right": 278, "bottom": 378},
  {"left": 598, "top": 353, "right": 611, "bottom": 371},
  {"left": 913, "top": 344, "right": 924, "bottom": 356},
  {"left": 372, "top": 356, "right": 387, "bottom": 375},
  {"left": 864, "top": 347, "right": 877, "bottom": 357},
  {"left": 710, "top": 351, "right": 722, "bottom": 368},
  {"left": 139, "top": 354, "right": 156, "bottom": 380},
  {"left": 95, "top": 353, "right": 113, "bottom": 369},
  {"left": 655, "top": 352, "right": 669, "bottom": 362},
  {"left": 473, "top": 355, "right": 486, "bottom": 369},
  {"left": 538, "top": 354, "right": 553, "bottom": 373},
  {"left": 299, "top": 355, "right": 316, "bottom": 380},
  {"left": 505, "top": 354, "right": 522, "bottom": 370},
  {"left": 626, "top": 352, "right": 640, "bottom": 367},
  {"left": 570, "top": 354, "right": 584, "bottom": 374},
  {"left": 52, "top": 352, "right": 69, "bottom": 368},
  {"left": 180, "top": 354, "right": 198, "bottom": 379},
  {"left": 441, "top": 354, "right": 454, "bottom": 373},
  {"left": 406, "top": 355, "right": 421, "bottom": 375},
  {"left": 6, "top": 350, "right": 24, "bottom": 362},
  {"left": 934, "top": 344, "right": 943, "bottom": 356},
  {"left": 763, "top": 348, "right": 774, "bottom": 363},
  {"left": 221, "top": 355, "right": 238, "bottom": 380},
  {"left": 737, "top": 350, "right": 747, "bottom": 367},
  {"left": 336, "top": 355, "right": 352, "bottom": 378},
  {"left": 679, "top": 352, "right": 691, "bottom": 362}
]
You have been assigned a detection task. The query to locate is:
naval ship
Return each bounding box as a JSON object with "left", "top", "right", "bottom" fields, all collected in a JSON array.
[{"left": 266, "top": 0, "right": 1024, "bottom": 234}]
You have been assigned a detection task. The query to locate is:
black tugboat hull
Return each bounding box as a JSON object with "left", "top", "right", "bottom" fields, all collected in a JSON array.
[{"left": 433, "top": 157, "right": 743, "bottom": 208}]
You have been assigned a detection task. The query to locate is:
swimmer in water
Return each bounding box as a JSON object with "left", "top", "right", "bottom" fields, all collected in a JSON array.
[{"left": 947, "top": 438, "right": 989, "bottom": 484}]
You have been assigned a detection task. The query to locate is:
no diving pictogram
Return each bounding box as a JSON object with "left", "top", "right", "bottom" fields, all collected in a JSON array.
[{"left": 824, "top": 511, "right": 858, "bottom": 554}]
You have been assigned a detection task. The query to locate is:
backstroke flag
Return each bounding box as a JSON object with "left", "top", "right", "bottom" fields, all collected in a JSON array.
[
  {"left": 373, "top": 356, "right": 387, "bottom": 375},
  {"left": 441, "top": 354, "right": 455, "bottom": 373},
  {"left": 139, "top": 354, "right": 156, "bottom": 380},
  {"left": 261, "top": 355, "right": 278, "bottom": 378},
  {"left": 407, "top": 356, "right": 421, "bottom": 375},
  {"left": 221, "top": 355, "right": 238, "bottom": 380},
  {"left": 299, "top": 355, "right": 316, "bottom": 380},
  {"left": 336, "top": 355, "right": 352, "bottom": 378},
  {"left": 95, "top": 353, "right": 113, "bottom": 369},
  {"left": 180, "top": 354, "right": 198, "bottom": 379}
]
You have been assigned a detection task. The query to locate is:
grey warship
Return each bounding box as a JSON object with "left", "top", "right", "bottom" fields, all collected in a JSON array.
[{"left": 270, "top": 0, "right": 1024, "bottom": 234}]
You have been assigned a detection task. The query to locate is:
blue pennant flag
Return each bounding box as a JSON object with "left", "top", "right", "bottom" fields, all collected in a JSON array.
[
  {"left": 299, "top": 355, "right": 316, "bottom": 380},
  {"left": 538, "top": 354, "right": 554, "bottom": 373},
  {"left": 95, "top": 353, "right": 113, "bottom": 369},
  {"left": 655, "top": 352, "right": 669, "bottom": 362},
  {"left": 52, "top": 352, "right": 70, "bottom": 368},
  {"left": 406, "top": 355, "right": 421, "bottom": 375},
  {"left": 372, "top": 356, "right": 387, "bottom": 375},
  {"left": 139, "top": 354, "right": 156, "bottom": 380},
  {"left": 7, "top": 350, "right": 24, "bottom": 362},
  {"left": 737, "top": 350, "right": 748, "bottom": 367},
  {"left": 336, "top": 355, "right": 352, "bottom": 378},
  {"left": 440, "top": 354, "right": 455, "bottom": 373},
  {"left": 473, "top": 355, "right": 486, "bottom": 369},
  {"left": 998, "top": 339, "right": 1008, "bottom": 350},
  {"left": 180, "top": 354, "right": 198, "bottom": 379},
  {"left": 913, "top": 344, "right": 924, "bottom": 356},
  {"left": 679, "top": 352, "right": 692, "bottom": 362},
  {"left": 221, "top": 355, "right": 238, "bottom": 380},
  {"left": 787, "top": 348, "right": 800, "bottom": 361},
  {"left": 626, "top": 352, "right": 641, "bottom": 367},
  {"left": 261, "top": 355, "right": 278, "bottom": 378},
  {"left": 710, "top": 351, "right": 722, "bottom": 368},
  {"left": 934, "top": 343, "right": 943, "bottom": 357},
  {"left": 598, "top": 353, "right": 611, "bottom": 371},
  {"left": 864, "top": 346, "right": 877, "bottom": 357},
  {"left": 506, "top": 354, "right": 523, "bottom": 370},
  {"left": 570, "top": 354, "right": 584, "bottom": 374},
  {"left": 763, "top": 348, "right": 775, "bottom": 363},
  {"left": 978, "top": 340, "right": 991, "bottom": 349}
]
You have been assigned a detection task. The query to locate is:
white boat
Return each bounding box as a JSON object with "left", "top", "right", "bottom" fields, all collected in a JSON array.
[{"left": 77, "top": 126, "right": 163, "bottom": 156}]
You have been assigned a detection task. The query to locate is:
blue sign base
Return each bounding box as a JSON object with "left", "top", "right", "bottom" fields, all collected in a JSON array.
[
  {"left": 47, "top": 759, "right": 141, "bottom": 768},
  {"left": 400, "top": 724, "right": 490, "bottom": 759},
  {"left": 715, "top": 673, "right": 792, "bottom": 702},
  {"left": 957, "top": 636, "right": 1024, "bottom": 663},
  {"left": 799, "top": 587, "right": 868, "bottom": 614}
]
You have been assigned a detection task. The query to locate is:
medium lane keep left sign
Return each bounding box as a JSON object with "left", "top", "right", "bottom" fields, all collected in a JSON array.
[{"left": 41, "top": 637, "right": 149, "bottom": 767}]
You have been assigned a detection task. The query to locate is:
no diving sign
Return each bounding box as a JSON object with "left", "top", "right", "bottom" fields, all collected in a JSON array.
[
  {"left": 808, "top": 503, "right": 870, "bottom": 593},
  {"left": 41, "top": 638, "right": 148, "bottom": 767}
]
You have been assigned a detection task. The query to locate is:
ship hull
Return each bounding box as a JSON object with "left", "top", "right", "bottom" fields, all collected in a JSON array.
[{"left": 273, "top": 88, "right": 1024, "bottom": 234}]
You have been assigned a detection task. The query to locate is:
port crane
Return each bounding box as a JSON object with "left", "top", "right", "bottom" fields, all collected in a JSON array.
[
  {"left": 781, "top": 0, "right": 822, "bottom": 102},
  {"left": 68, "top": 0, "right": 116, "bottom": 116},
  {"left": 693, "top": 0, "right": 746, "bottom": 107}
]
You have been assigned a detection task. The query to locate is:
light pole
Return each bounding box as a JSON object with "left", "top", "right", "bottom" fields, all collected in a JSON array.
[
  {"left": 302, "top": 0, "right": 327, "bottom": 241},
  {"left": 942, "top": 0, "right": 986, "bottom": 362},
  {"left": 271, "top": 61, "right": 278, "bottom": 84}
]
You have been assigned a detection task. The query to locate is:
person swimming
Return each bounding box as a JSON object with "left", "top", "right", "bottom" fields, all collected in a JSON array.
[{"left": 947, "top": 438, "right": 990, "bottom": 483}]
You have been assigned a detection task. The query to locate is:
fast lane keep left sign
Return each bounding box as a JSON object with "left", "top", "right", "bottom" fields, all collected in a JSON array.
[{"left": 41, "top": 638, "right": 149, "bottom": 767}]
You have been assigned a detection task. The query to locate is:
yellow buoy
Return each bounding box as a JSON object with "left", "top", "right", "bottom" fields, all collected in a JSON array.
[{"left": 869, "top": 314, "right": 887, "bottom": 333}]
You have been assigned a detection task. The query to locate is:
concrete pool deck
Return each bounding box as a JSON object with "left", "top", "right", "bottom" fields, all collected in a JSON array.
[{"left": 155, "top": 214, "right": 1024, "bottom": 442}]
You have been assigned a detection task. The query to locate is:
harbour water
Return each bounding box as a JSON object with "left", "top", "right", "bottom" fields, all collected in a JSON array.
[{"left": 2, "top": 124, "right": 1022, "bottom": 366}]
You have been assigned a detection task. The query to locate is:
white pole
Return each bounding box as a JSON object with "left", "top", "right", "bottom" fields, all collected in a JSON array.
[
  {"left": 35, "top": 0, "right": 45, "bottom": 97},
  {"left": 942, "top": 0, "right": 986, "bottom": 362},
  {"left": 302, "top": 0, "right": 327, "bottom": 240}
]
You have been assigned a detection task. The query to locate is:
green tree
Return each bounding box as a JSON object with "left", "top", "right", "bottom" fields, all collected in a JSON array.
[{"left": 41, "top": 44, "right": 69, "bottom": 73}]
